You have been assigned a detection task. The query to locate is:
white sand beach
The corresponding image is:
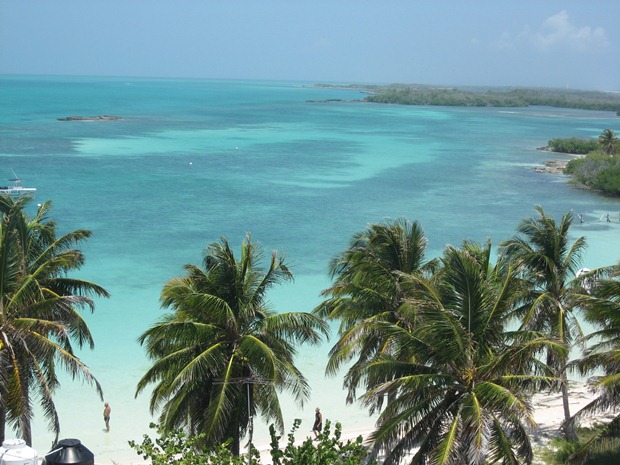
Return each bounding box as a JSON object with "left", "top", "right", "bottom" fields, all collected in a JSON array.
[
  {"left": 34, "top": 386, "right": 598, "bottom": 465},
  {"left": 246, "top": 383, "right": 611, "bottom": 465}
]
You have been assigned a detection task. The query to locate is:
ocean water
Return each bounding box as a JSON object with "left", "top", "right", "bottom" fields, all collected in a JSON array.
[{"left": 1, "top": 76, "right": 619, "bottom": 463}]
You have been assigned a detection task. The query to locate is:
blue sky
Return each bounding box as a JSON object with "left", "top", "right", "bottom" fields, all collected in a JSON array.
[{"left": 1, "top": 1, "right": 618, "bottom": 90}]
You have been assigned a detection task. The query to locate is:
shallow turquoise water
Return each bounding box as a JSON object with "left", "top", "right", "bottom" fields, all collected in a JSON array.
[{"left": 1, "top": 76, "right": 619, "bottom": 461}]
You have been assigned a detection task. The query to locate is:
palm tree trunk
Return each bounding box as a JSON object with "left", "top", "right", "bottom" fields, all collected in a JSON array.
[
  {"left": 367, "top": 441, "right": 383, "bottom": 464},
  {"left": 232, "top": 395, "right": 242, "bottom": 456},
  {"left": 20, "top": 375, "right": 32, "bottom": 446},
  {"left": 22, "top": 416, "right": 32, "bottom": 446},
  {"left": 247, "top": 383, "right": 254, "bottom": 461},
  {"left": 232, "top": 433, "right": 240, "bottom": 456},
  {"left": 560, "top": 372, "right": 578, "bottom": 441},
  {"left": 0, "top": 373, "right": 8, "bottom": 444},
  {"left": 366, "top": 391, "right": 394, "bottom": 463},
  {"left": 0, "top": 406, "right": 6, "bottom": 444}
]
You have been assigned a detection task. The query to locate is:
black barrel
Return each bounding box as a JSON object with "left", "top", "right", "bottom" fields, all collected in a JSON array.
[{"left": 44, "top": 439, "right": 94, "bottom": 465}]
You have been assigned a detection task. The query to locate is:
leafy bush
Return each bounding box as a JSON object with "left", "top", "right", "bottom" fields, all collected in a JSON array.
[
  {"left": 547, "top": 137, "right": 599, "bottom": 154},
  {"left": 129, "top": 423, "right": 252, "bottom": 465},
  {"left": 129, "top": 420, "right": 375, "bottom": 465},
  {"left": 541, "top": 425, "right": 620, "bottom": 465},
  {"left": 565, "top": 153, "right": 620, "bottom": 195},
  {"left": 269, "top": 419, "right": 374, "bottom": 465}
]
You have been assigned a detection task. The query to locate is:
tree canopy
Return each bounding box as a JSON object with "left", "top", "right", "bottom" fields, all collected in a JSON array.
[{"left": 136, "top": 234, "right": 328, "bottom": 455}]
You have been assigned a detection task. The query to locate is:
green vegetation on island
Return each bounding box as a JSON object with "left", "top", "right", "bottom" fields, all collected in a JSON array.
[
  {"left": 543, "top": 129, "right": 620, "bottom": 196},
  {"left": 547, "top": 137, "right": 600, "bottom": 155},
  {"left": 363, "top": 85, "right": 620, "bottom": 114},
  {"left": 566, "top": 153, "right": 620, "bottom": 196},
  {"left": 313, "top": 83, "right": 620, "bottom": 115}
]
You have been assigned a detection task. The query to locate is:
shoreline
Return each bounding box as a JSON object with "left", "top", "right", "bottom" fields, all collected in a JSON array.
[
  {"left": 534, "top": 147, "right": 584, "bottom": 174},
  {"left": 254, "top": 383, "right": 606, "bottom": 465},
  {"left": 85, "top": 382, "right": 608, "bottom": 465},
  {"left": 533, "top": 158, "right": 570, "bottom": 174}
]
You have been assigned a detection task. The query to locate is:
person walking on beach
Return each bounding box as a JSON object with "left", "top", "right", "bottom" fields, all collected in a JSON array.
[
  {"left": 312, "top": 407, "right": 322, "bottom": 440},
  {"left": 103, "top": 402, "right": 111, "bottom": 432}
]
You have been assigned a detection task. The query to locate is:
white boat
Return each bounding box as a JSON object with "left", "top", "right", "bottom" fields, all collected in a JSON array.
[{"left": 0, "top": 171, "right": 36, "bottom": 196}]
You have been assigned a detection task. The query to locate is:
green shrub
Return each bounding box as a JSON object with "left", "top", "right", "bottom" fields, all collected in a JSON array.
[
  {"left": 129, "top": 420, "right": 375, "bottom": 465},
  {"left": 593, "top": 162, "right": 620, "bottom": 194},
  {"left": 269, "top": 419, "right": 374, "bottom": 465},
  {"left": 547, "top": 137, "right": 599, "bottom": 154},
  {"left": 565, "top": 157, "right": 586, "bottom": 174},
  {"left": 565, "top": 153, "right": 620, "bottom": 196},
  {"left": 542, "top": 425, "right": 620, "bottom": 465},
  {"left": 129, "top": 423, "right": 251, "bottom": 465}
]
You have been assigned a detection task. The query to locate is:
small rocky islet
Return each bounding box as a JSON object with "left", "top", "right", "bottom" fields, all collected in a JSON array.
[{"left": 57, "top": 115, "right": 121, "bottom": 121}]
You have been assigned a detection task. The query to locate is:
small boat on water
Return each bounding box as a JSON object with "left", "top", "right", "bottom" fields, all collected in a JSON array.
[{"left": 0, "top": 171, "right": 37, "bottom": 197}]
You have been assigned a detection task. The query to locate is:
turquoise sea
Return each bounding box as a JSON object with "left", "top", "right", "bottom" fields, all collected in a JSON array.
[{"left": 1, "top": 76, "right": 620, "bottom": 463}]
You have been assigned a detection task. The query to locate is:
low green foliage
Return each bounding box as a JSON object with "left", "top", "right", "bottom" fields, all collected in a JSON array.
[
  {"left": 364, "top": 85, "right": 620, "bottom": 111},
  {"left": 269, "top": 419, "right": 374, "bottom": 465},
  {"left": 565, "top": 154, "right": 620, "bottom": 195},
  {"left": 545, "top": 129, "right": 620, "bottom": 196},
  {"left": 366, "top": 86, "right": 528, "bottom": 106},
  {"left": 129, "top": 420, "right": 374, "bottom": 465},
  {"left": 547, "top": 137, "right": 600, "bottom": 154},
  {"left": 541, "top": 425, "right": 620, "bottom": 465},
  {"left": 128, "top": 423, "right": 254, "bottom": 465}
]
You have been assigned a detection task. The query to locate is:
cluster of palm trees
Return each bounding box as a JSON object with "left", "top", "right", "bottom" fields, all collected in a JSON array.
[
  {"left": 137, "top": 207, "right": 619, "bottom": 464},
  {"left": 0, "top": 195, "right": 109, "bottom": 445},
  {"left": 3, "top": 193, "right": 618, "bottom": 465},
  {"left": 316, "top": 208, "right": 618, "bottom": 464}
]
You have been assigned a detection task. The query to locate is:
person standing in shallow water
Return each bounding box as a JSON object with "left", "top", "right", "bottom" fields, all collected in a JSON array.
[
  {"left": 103, "top": 402, "right": 111, "bottom": 432},
  {"left": 312, "top": 407, "right": 322, "bottom": 440}
]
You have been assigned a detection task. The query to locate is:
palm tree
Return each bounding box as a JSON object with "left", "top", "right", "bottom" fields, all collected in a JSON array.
[
  {"left": 362, "top": 241, "right": 556, "bottom": 465},
  {"left": 567, "top": 272, "right": 620, "bottom": 463},
  {"left": 0, "top": 195, "right": 109, "bottom": 445},
  {"left": 598, "top": 128, "right": 617, "bottom": 156},
  {"left": 313, "top": 218, "right": 437, "bottom": 406},
  {"left": 136, "top": 234, "right": 329, "bottom": 455},
  {"left": 499, "top": 206, "right": 595, "bottom": 440}
]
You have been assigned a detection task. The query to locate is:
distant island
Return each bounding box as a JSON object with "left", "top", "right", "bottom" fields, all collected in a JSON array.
[
  {"left": 57, "top": 115, "right": 121, "bottom": 121},
  {"left": 311, "top": 83, "right": 620, "bottom": 115},
  {"left": 311, "top": 85, "right": 620, "bottom": 197}
]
